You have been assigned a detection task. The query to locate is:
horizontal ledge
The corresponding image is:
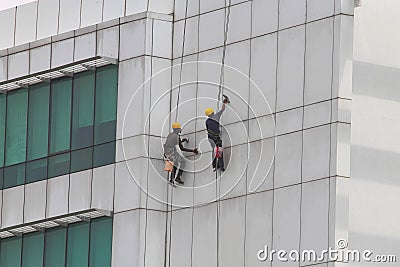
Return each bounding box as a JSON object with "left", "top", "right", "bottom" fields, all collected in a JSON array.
[
  {"left": 0, "top": 56, "right": 118, "bottom": 93},
  {"left": 0, "top": 208, "right": 113, "bottom": 238}
]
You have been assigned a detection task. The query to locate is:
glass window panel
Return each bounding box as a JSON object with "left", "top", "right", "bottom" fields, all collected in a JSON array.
[
  {"left": 0, "top": 94, "right": 5, "bottom": 167},
  {"left": 22, "top": 232, "right": 44, "bottom": 267},
  {"left": 72, "top": 71, "right": 95, "bottom": 150},
  {"left": 5, "top": 89, "right": 28, "bottom": 165},
  {"left": 4, "top": 163, "right": 25, "bottom": 189},
  {"left": 27, "top": 83, "right": 50, "bottom": 160},
  {"left": 0, "top": 237, "right": 22, "bottom": 267},
  {"left": 0, "top": 168, "right": 3, "bottom": 189},
  {"left": 48, "top": 152, "right": 70, "bottom": 178},
  {"left": 71, "top": 147, "right": 93, "bottom": 173},
  {"left": 93, "top": 142, "right": 115, "bottom": 168},
  {"left": 94, "top": 65, "right": 118, "bottom": 145},
  {"left": 89, "top": 217, "right": 113, "bottom": 267},
  {"left": 44, "top": 227, "right": 66, "bottom": 267},
  {"left": 50, "top": 78, "right": 72, "bottom": 154},
  {"left": 67, "top": 222, "right": 89, "bottom": 267},
  {"left": 26, "top": 158, "right": 47, "bottom": 183}
]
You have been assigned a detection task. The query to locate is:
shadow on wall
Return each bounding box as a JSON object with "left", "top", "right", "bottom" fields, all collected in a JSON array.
[
  {"left": 350, "top": 60, "right": 400, "bottom": 266},
  {"left": 353, "top": 60, "right": 400, "bottom": 102}
]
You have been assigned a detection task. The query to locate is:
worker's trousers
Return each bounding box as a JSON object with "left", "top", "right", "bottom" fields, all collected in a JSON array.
[
  {"left": 208, "top": 136, "right": 224, "bottom": 170},
  {"left": 166, "top": 153, "right": 185, "bottom": 180}
]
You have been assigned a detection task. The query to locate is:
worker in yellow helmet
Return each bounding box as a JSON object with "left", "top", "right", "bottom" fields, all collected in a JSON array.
[
  {"left": 205, "top": 95, "right": 230, "bottom": 171},
  {"left": 163, "top": 122, "right": 198, "bottom": 185}
]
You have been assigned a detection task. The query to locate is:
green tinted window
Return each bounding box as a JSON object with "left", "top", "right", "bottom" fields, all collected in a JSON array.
[
  {"left": 72, "top": 72, "right": 95, "bottom": 150},
  {"left": 71, "top": 147, "right": 93, "bottom": 173},
  {"left": 67, "top": 222, "right": 89, "bottom": 267},
  {"left": 90, "top": 217, "right": 113, "bottom": 267},
  {"left": 93, "top": 142, "right": 115, "bottom": 168},
  {"left": 4, "top": 163, "right": 25, "bottom": 189},
  {"left": 0, "top": 237, "right": 22, "bottom": 267},
  {"left": 48, "top": 152, "right": 70, "bottom": 178},
  {"left": 0, "top": 168, "right": 3, "bottom": 189},
  {"left": 0, "top": 66, "right": 117, "bottom": 188},
  {"left": 50, "top": 78, "right": 72, "bottom": 154},
  {"left": 0, "top": 94, "right": 6, "bottom": 167},
  {"left": 26, "top": 158, "right": 47, "bottom": 183},
  {"left": 44, "top": 227, "right": 66, "bottom": 267},
  {"left": 22, "top": 232, "right": 44, "bottom": 267},
  {"left": 5, "top": 89, "right": 28, "bottom": 165},
  {"left": 27, "top": 84, "right": 50, "bottom": 160},
  {"left": 95, "top": 65, "right": 118, "bottom": 145}
]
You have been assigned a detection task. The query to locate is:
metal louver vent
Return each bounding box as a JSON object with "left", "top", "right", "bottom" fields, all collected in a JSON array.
[
  {"left": 0, "top": 208, "right": 113, "bottom": 239},
  {"left": 0, "top": 56, "right": 117, "bottom": 93}
]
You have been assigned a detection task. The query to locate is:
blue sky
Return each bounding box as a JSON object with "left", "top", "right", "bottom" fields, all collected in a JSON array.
[{"left": 0, "top": 0, "right": 37, "bottom": 11}]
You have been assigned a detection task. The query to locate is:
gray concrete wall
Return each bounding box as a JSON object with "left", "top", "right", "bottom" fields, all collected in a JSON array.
[{"left": 350, "top": 1, "right": 400, "bottom": 265}]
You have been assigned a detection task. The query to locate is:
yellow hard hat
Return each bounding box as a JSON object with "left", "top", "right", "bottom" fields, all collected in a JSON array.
[
  {"left": 205, "top": 108, "right": 214, "bottom": 116},
  {"left": 172, "top": 122, "right": 181, "bottom": 129}
]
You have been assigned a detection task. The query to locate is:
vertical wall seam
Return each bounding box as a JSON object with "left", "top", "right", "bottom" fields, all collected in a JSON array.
[
  {"left": 243, "top": 0, "right": 254, "bottom": 264},
  {"left": 271, "top": 0, "right": 280, "bottom": 263},
  {"left": 79, "top": 0, "right": 83, "bottom": 29},
  {"left": 57, "top": 0, "right": 61, "bottom": 35},
  {"left": 298, "top": 1, "right": 308, "bottom": 266},
  {"left": 191, "top": 0, "right": 201, "bottom": 265},
  {"left": 13, "top": 7, "right": 17, "bottom": 47},
  {"left": 328, "top": 0, "right": 337, "bottom": 258}
]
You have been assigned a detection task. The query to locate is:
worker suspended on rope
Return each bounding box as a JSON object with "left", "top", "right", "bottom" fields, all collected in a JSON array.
[
  {"left": 164, "top": 122, "right": 198, "bottom": 185},
  {"left": 205, "top": 95, "right": 230, "bottom": 172}
]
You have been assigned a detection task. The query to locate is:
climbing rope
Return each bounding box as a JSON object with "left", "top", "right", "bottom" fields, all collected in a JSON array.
[
  {"left": 174, "top": 0, "right": 190, "bottom": 122},
  {"left": 218, "top": 0, "right": 232, "bottom": 107},
  {"left": 216, "top": 1, "right": 232, "bottom": 266},
  {"left": 167, "top": 1, "right": 190, "bottom": 267}
]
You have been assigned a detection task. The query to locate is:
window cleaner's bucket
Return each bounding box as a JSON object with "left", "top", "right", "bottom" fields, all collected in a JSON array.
[
  {"left": 214, "top": 147, "right": 223, "bottom": 158},
  {"left": 164, "top": 161, "right": 174, "bottom": 172}
]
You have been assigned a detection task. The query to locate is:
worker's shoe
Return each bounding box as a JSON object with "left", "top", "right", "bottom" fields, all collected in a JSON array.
[{"left": 175, "top": 177, "right": 184, "bottom": 185}]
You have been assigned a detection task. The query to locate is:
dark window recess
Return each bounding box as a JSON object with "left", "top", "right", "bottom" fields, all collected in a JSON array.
[
  {"left": 94, "top": 65, "right": 118, "bottom": 145},
  {"left": 48, "top": 153, "right": 70, "bottom": 178},
  {"left": 49, "top": 78, "right": 72, "bottom": 155},
  {"left": 93, "top": 142, "right": 115, "bottom": 168},
  {"left": 4, "top": 163, "right": 25, "bottom": 189},
  {"left": 0, "top": 168, "right": 3, "bottom": 190},
  {"left": 71, "top": 147, "right": 93, "bottom": 173},
  {"left": 26, "top": 158, "right": 48, "bottom": 183},
  {"left": 27, "top": 83, "right": 50, "bottom": 161},
  {"left": 72, "top": 72, "right": 95, "bottom": 150},
  {"left": 0, "top": 94, "right": 6, "bottom": 168}
]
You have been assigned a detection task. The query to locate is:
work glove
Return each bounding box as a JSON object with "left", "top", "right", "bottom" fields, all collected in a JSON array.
[{"left": 193, "top": 148, "right": 199, "bottom": 154}]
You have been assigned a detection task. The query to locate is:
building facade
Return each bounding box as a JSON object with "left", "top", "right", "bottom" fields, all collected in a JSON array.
[{"left": 0, "top": 0, "right": 382, "bottom": 267}]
